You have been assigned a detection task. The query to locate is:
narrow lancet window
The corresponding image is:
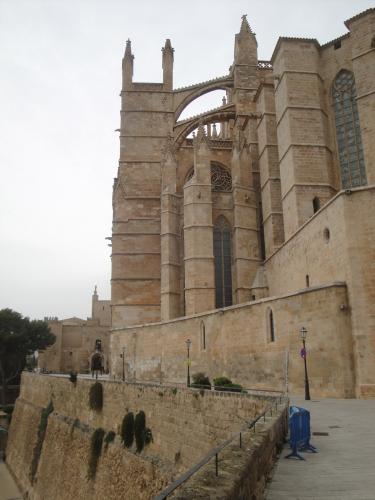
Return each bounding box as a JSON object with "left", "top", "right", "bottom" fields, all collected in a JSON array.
[
  {"left": 213, "top": 216, "right": 232, "bottom": 308},
  {"left": 332, "top": 70, "right": 367, "bottom": 188}
]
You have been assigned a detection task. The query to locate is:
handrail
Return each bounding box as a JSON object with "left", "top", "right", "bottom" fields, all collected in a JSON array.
[{"left": 154, "top": 394, "right": 288, "bottom": 500}]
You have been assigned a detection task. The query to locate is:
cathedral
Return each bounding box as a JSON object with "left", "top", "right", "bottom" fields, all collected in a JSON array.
[
  {"left": 109, "top": 9, "right": 375, "bottom": 398},
  {"left": 44, "top": 9, "right": 375, "bottom": 398}
]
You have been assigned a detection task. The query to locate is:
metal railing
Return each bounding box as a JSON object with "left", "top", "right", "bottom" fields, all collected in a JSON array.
[{"left": 154, "top": 394, "right": 288, "bottom": 500}]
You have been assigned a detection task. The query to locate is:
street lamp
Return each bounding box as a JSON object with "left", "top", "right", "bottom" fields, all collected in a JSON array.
[
  {"left": 300, "top": 326, "right": 311, "bottom": 400},
  {"left": 185, "top": 339, "right": 192, "bottom": 387}
]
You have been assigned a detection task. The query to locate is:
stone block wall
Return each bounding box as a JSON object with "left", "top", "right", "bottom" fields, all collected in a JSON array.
[
  {"left": 266, "top": 187, "right": 375, "bottom": 397},
  {"left": 6, "top": 373, "right": 268, "bottom": 499},
  {"left": 111, "top": 282, "right": 354, "bottom": 398}
]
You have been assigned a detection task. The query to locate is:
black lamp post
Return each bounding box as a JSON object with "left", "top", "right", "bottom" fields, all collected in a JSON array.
[
  {"left": 300, "top": 326, "right": 311, "bottom": 400},
  {"left": 185, "top": 339, "right": 192, "bottom": 387}
]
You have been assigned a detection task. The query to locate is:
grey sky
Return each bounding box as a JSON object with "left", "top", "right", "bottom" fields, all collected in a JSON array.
[{"left": 0, "top": 0, "right": 372, "bottom": 320}]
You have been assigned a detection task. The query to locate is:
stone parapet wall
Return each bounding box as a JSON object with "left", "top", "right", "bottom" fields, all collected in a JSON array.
[
  {"left": 6, "top": 373, "right": 268, "bottom": 499},
  {"left": 111, "top": 282, "right": 354, "bottom": 398},
  {"left": 168, "top": 404, "right": 288, "bottom": 499}
]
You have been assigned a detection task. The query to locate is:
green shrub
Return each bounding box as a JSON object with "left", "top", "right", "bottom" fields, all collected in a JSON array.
[
  {"left": 134, "top": 411, "right": 146, "bottom": 452},
  {"left": 121, "top": 412, "right": 134, "bottom": 448},
  {"left": 213, "top": 377, "right": 243, "bottom": 392},
  {"left": 89, "top": 382, "right": 103, "bottom": 411},
  {"left": 69, "top": 371, "right": 78, "bottom": 384},
  {"left": 172, "top": 387, "right": 177, "bottom": 395},
  {"left": 39, "top": 401, "right": 54, "bottom": 434},
  {"left": 30, "top": 401, "right": 54, "bottom": 482},
  {"left": 88, "top": 428, "right": 105, "bottom": 479},
  {"left": 191, "top": 372, "right": 211, "bottom": 389}
]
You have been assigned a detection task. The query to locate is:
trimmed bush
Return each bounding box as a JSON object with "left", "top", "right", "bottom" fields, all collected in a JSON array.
[
  {"left": 89, "top": 382, "right": 103, "bottom": 411},
  {"left": 191, "top": 372, "right": 211, "bottom": 389},
  {"left": 88, "top": 428, "right": 105, "bottom": 479},
  {"left": 134, "top": 411, "right": 146, "bottom": 452},
  {"left": 69, "top": 371, "right": 78, "bottom": 384},
  {"left": 213, "top": 376, "right": 243, "bottom": 393},
  {"left": 121, "top": 412, "right": 134, "bottom": 448}
]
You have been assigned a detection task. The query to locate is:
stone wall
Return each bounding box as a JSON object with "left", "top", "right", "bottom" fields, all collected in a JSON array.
[
  {"left": 6, "top": 373, "right": 268, "bottom": 499},
  {"left": 266, "top": 187, "right": 375, "bottom": 397},
  {"left": 111, "top": 282, "right": 354, "bottom": 398},
  {"left": 168, "top": 404, "right": 288, "bottom": 499}
]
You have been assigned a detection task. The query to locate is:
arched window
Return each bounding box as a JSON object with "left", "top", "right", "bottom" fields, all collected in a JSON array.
[
  {"left": 312, "top": 197, "right": 320, "bottom": 213},
  {"left": 213, "top": 216, "right": 232, "bottom": 308},
  {"left": 332, "top": 70, "right": 367, "bottom": 188}
]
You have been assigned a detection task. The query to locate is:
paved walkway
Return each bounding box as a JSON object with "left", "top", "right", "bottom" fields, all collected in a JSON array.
[
  {"left": 266, "top": 397, "right": 375, "bottom": 500},
  {"left": 0, "top": 461, "right": 22, "bottom": 500}
]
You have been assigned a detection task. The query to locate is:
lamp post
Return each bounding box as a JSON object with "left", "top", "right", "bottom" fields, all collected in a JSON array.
[
  {"left": 185, "top": 339, "right": 192, "bottom": 387},
  {"left": 300, "top": 326, "right": 311, "bottom": 400}
]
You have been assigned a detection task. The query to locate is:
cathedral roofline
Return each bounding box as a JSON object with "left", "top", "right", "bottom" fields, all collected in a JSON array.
[
  {"left": 320, "top": 32, "right": 350, "bottom": 49},
  {"left": 344, "top": 7, "right": 375, "bottom": 28}
]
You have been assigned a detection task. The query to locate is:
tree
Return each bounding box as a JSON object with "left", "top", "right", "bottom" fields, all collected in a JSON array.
[{"left": 0, "top": 309, "right": 56, "bottom": 404}]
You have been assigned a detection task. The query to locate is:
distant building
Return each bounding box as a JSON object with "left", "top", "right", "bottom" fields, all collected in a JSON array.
[{"left": 38, "top": 287, "right": 110, "bottom": 373}]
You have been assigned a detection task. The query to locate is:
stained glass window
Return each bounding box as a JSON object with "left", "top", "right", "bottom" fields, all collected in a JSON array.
[
  {"left": 213, "top": 216, "right": 232, "bottom": 308},
  {"left": 332, "top": 70, "right": 367, "bottom": 188}
]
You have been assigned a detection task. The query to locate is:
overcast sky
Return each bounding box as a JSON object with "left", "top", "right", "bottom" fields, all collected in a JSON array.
[{"left": 0, "top": 0, "right": 372, "bottom": 320}]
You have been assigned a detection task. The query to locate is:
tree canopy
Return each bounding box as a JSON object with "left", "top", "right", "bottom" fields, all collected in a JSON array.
[{"left": 0, "top": 308, "right": 56, "bottom": 404}]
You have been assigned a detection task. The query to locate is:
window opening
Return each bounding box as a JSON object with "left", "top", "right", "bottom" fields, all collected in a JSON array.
[
  {"left": 200, "top": 322, "right": 206, "bottom": 350},
  {"left": 269, "top": 310, "right": 275, "bottom": 342},
  {"left": 312, "top": 197, "right": 320, "bottom": 213}
]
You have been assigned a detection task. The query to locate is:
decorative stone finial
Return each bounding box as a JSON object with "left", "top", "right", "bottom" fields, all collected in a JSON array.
[
  {"left": 124, "top": 39, "right": 134, "bottom": 59},
  {"left": 240, "top": 14, "right": 253, "bottom": 35},
  {"left": 163, "top": 39, "right": 174, "bottom": 52},
  {"left": 94, "top": 285, "right": 98, "bottom": 295},
  {"left": 212, "top": 123, "right": 218, "bottom": 138},
  {"left": 193, "top": 120, "right": 210, "bottom": 149}
]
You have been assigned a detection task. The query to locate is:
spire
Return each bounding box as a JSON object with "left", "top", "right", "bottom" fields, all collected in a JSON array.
[
  {"left": 194, "top": 120, "right": 210, "bottom": 149},
  {"left": 240, "top": 14, "right": 253, "bottom": 35},
  {"left": 94, "top": 285, "right": 98, "bottom": 295},
  {"left": 123, "top": 39, "right": 134, "bottom": 89},
  {"left": 163, "top": 38, "right": 174, "bottom": 54},
  {"left": 124, "top": 39, "right": 134, "bottom": 59},
  {"left": 162, "top": 39, "right": 174, "bottom": 90}
]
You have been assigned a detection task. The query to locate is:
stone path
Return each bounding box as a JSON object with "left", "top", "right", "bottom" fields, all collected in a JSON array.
[
  {"left": 265, "top": 397, "right": 375, "bottom": 500},
  {"left": 0, "top": 461, "right": 22, "bottom": 500}
]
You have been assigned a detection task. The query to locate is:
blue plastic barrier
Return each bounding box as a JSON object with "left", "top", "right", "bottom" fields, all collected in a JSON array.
[{"left": 285, "top": 406, "right": 317, "bottom": 460}]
